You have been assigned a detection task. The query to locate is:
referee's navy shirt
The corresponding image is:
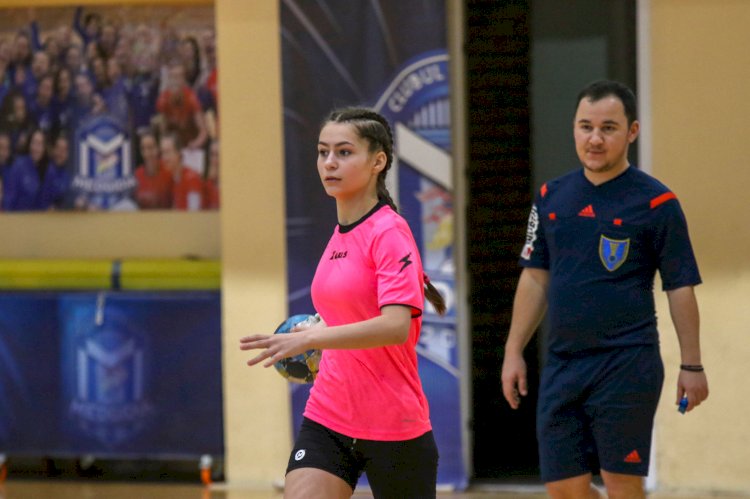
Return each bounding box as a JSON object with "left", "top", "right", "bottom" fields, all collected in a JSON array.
[{"left": 519, "top": 166, "right": 702, "bottom": 354}]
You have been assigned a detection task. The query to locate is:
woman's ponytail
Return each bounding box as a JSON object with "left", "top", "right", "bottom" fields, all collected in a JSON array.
[{"left": 424, "top": 274, "right": 446, "bottom": 316}]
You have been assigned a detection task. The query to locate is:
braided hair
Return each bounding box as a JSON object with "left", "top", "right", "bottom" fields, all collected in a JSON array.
[
  {"left": 324, "top": 107, "right": 399, "bottom": 213},
  {"left": 322, "top": 107, "right": 446, "bottom": 315}
]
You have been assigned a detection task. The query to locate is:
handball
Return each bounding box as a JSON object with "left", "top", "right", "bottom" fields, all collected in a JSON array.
[{"left": 273, "top": 314, "right": 322, "bottom": 384}]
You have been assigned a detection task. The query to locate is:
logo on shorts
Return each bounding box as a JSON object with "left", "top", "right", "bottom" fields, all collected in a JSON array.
[
  {"left": 294, "top": 449, "right": 306, "bottom": 461},
  {"left": 599, "top": 234, "right": 630, "bottom": 271},
  {"left": 624, "top": 450, "right": 642, "bottom": 464}
]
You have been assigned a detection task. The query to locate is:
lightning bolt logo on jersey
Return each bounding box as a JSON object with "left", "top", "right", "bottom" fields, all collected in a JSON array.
[
  {"left": 306, "top": 202, "right": 432, "bottom": 442},
  {"left": 312, "top": 203, "right": 424, "bottom": 322},
  {"left": 399, "top": 253, "right": 413, "bottom": 273}
]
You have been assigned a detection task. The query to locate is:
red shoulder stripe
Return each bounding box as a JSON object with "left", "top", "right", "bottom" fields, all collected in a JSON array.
[
  {"left": 540, "top": 183, "right": 548, "bottom": 197},
  {"left": 650, "top": 191, "right": 677, "bottom": 209}
]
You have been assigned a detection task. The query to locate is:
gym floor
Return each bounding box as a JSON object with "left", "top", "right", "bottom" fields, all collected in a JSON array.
[
  {"left": 0, "top": 481, "right": 747, "bottom": 499},
  {"left": 1, "top": 458, "right": 744, "bottom": 499}
]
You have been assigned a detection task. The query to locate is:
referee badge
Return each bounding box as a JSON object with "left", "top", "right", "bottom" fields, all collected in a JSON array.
[{"left": 599, "top": 235, "right": 630, "bottom": 271}]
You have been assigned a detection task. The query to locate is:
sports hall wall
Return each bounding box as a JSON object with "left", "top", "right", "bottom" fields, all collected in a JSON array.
[
  {"left": 648, "top": 0, "right": 750, "bottom": 493},
  {"left": 0, "top": 0, "right": 290, "bottom": 487}
]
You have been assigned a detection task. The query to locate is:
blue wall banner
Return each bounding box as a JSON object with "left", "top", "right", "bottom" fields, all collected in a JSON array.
[
  {"left": 281, "top": 0, "right": 466, "bottom": 489},
  {"left": 0, "top": 292, "right": 223, "bottom": 459},
  {"left": 0, "top": 294, "right": 59, "bottom": 454}
]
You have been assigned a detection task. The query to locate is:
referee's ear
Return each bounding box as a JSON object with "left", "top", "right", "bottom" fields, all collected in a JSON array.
[{"left": 627, "top": 119, "right": 640, "bottom": 144}]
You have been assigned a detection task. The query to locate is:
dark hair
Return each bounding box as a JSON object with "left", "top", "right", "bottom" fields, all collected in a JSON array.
[
  {"left": 137, "top": 129, "right": 159, "bottom": 152},
  {"left": 180, "top": 36, "right": 202, "bottom": 87},
  {"left": 27, "top": 128, "right": 50, "bottom": 179},
  {"left": 160, "top": 132, "right": 182, "bottom": 151},
  {"left": 51, "top": 129, "right": 69, "bottom": 145},
  {"left": 0, "top": 130, "right": 12, "bottom": 165},
  {"left": 576, "top": 80, "right": 638, "bottom": 125},
  {"left": 323, "top": 106, "right": 398, "bottom": 212},
  {"left": 322, "top": 106, "right": 446, "bottom": 315},
  {"left": 53, "top": 67, "right": 72, "bottom": 97},
  {"left": 84, "top": 12, "right": 102, "bottom": 28},
  {"left": 12, "top": 31, "right": 33, "bottom": 66}
]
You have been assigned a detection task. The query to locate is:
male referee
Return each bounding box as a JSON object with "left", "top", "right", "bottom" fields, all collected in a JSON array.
[{"left": 501, "top": 80, "right": 709, "bottom": 499}]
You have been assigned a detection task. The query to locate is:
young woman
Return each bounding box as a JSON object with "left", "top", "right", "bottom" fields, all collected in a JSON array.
[
  {"left": 2, "top": 128, "right": 47, "bottom": 211},
  {"left": 240, "top": 107, "right": 445, "bottom": 499},
  {"left": 133, "top": 131, "right": 173, "bottom": 210}
]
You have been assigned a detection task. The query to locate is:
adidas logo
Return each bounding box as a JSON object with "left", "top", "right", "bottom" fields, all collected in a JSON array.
[
  {"left": 624, "top": 450, "right": 642, "bottom": 464},
  {"left": 578, "top": 204, "right": 596, "bottom": 217}
]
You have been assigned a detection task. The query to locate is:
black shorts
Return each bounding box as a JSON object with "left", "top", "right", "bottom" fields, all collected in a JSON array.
[
  {"left": 537, "top": 344, "right": 664, "bottom": 482},
  {"left": 286, "top": 417, "right": 439, "bottom": 498}
]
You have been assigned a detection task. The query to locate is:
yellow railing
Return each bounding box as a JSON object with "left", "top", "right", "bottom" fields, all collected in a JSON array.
[{"left": 0, "top": 259, "right": 220, "bottom": 290}]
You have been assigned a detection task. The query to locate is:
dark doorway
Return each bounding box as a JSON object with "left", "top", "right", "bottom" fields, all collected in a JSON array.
[{"left": 465, "top": 0, "right": 637, "bottom": 482}]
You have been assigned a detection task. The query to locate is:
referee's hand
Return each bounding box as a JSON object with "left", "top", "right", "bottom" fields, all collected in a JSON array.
[
  {"left": 676, "top": 368, "right": 709, "bottom": 413},
  {"left": 501, "top": 354, "right": 528, "bottom": 410}
]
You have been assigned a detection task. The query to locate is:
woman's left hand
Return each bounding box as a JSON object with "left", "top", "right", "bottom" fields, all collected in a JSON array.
[{"left": 239, "top": 331, "right": 311, "bottom": 368}]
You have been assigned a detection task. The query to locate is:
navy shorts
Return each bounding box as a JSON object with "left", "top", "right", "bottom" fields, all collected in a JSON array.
[
  {"left": 287, "top": 417, "right": 438, "bottom": 498},
  {"left": 537, "top": 344, "right": 664, "bottom": 482}
]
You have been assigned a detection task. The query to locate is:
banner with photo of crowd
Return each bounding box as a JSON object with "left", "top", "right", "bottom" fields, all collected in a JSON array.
[{"left": 0, "top": 4, "right": 218, "bottom": 212}]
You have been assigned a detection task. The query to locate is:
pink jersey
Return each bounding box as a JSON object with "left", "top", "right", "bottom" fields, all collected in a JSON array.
[{"left": 305, "top": 203, "right": 431, "bottom": 441}]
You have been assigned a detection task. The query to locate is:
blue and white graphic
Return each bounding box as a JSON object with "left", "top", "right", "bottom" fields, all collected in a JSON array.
[
  {"left": 282, "top": 0, "right": 465, "bottom": 487},
  {"left": 58, "top": 292, "right": 223, "bottom": 457},
  {"left": 68, "top": 326, "right": 153, "bottom": 446},
  {"left": 71, "top": 115, "right": 137, "bottom": 210},
  {"left": 63, "top": 301, "right": 154, "bottom": 448},
  {"left": 375, "top": 51, "right": 453, "bottom": 271},
  {"left": 0, "top": 292, "right": 223, "bottom": 458},
  {"left": 376, "top": 50, "right": 464, "bottom": 488}
]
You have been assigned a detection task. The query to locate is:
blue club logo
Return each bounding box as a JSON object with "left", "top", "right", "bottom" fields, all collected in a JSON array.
[{"left": 599, "top": 235, "right": 630, "bottom": 272}]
